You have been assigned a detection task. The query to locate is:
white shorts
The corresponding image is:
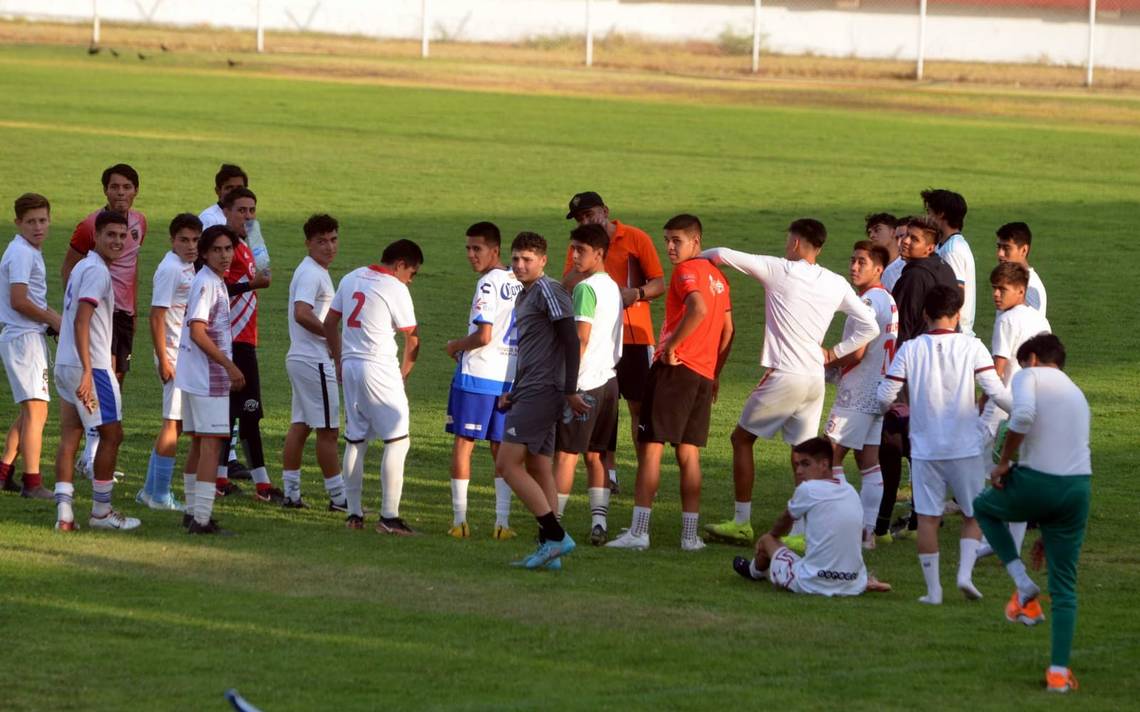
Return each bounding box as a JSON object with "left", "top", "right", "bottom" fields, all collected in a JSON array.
[
  {"left": 824, "top": 408, "right": 883, "bottom": 450},
  {"left": 54, "top": 364, "right": 121, "bottom": 430},
  {"left": 911, "top": 456, "right": 987, "bottom": 517},
  {"left": 287, "top": 359, "right": 340, "bottom": 430},
  {"left": 767, "top": 546, "right": 805, "bottom": 594},
  {"left": 182, "top": 393, "right": 230, "bottom": 436},
  {"left": 738, "top": 370, "right": 824, "bottom": 445},
  {"left": 0, "top": 332, "right": 51, "bottom": 403},
  {"left": 161, "top": 378, "right": 183, "bottom": 421},
  {"left": 342, "top": 358, "right": 408, "bottom": 442}
]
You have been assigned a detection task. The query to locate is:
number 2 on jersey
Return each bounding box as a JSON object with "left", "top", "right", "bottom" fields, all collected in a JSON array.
[{"left": 346, "top": 291, "right": 366, "bottom": 328}]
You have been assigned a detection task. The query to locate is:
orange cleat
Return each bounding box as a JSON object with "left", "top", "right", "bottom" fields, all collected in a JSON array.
[
  {"left": 1045, "top": 668, "right": 1078, "bottom": 693},
  {"left": 1005, "top": 591, "right": 1046, "bottom": 626}
]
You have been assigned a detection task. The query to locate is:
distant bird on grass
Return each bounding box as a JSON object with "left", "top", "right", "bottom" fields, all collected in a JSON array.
[
  {"left": 109, "top": 48, "right": 119, "bottom": 57},
  {"left": 138, "top": 52, "right": 148, "bottom": 60},
  {"left": 227, "top": 58, "right": 241, "bottom": 68},
  {"left": 87, "top": 45, "right": 100, "bottom": 55}
]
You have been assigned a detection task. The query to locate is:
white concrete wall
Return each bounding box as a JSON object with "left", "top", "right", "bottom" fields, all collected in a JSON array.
[{"left": 3, "top": 0, "right": 1138, "bottom": 69}]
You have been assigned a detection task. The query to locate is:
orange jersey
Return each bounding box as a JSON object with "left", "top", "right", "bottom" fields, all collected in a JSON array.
[{"left": 657, "top": 258, "right": 731, "bottom": 380}]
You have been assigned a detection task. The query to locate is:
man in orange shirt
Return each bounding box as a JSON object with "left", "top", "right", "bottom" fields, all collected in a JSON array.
[{"left": 562, "top": 192, "right": 664, "bottom": 491}]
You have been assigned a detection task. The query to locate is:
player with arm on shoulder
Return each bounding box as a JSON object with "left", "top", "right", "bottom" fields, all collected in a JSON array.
[
  {"left": 996, "top": 222, "right": 1046, "bottom": 316},
  {"left": 699, "top": 218, "right": 878, "bottom": 547},
  {"left": 606, "top": 214, "right": 734, "bottom": 552},
  {"left": 199, "top": 163, "right": 248, "bottom": 230},
  {"left": 444, "top": 222, "right": 520, "bottom": 540},
  {"left": 280, "top": 214, "right": 346, "bottom": 511},
  {"left": 324, "top": 240, "right": 422, "bottom": 535},
  {"left": 973, "top": 334, "right": 1090, "bottom": 694},
  {"left": 923, "top": 188, "right": 976, "bottom": 336},
  {"left": 876, "top": 286, "right": 1011, "bottom": 604},
  {"left": 0, "top": 193, "right": 61, "bottom": 498}
]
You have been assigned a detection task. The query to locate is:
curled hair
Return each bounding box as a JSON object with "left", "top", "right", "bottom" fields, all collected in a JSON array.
[
  {"left": 921, "top": 188, "right": 967, "bottom": 230},
  {"left": 570, "top": 223, "right": 610, "bottom": 255},
  {"left": 511, "top": 231, "right": 547, "bottom": 255},
  {"left": 303, "top": 213, "right": 339, "bottom": 240}
]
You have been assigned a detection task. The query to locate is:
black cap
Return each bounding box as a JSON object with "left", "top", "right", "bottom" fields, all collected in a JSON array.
[{"left": 566, "top": 191, "right": 605, "bottom": 220}]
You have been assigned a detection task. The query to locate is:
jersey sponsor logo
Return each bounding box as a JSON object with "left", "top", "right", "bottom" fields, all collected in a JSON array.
[
  {"left": 707, "top": 274, "right": 726, "bottom": 294},
  {"left": 500, "top": 281, "right": 523, "bottom": 300},
  {"left": 130, "top": 229, "right": 140, "bottom": 243},
  {"left": 815, "top": 569, "right": 860, "bottom": 581},
  {"left": 242, "top": 398, "right": 260, "bottom": 413}
]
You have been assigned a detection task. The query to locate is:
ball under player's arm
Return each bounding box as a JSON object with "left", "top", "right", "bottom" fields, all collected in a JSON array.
[
  {"left": 399, "top": 327, "right": 420, "bottom": 380},
  {"left": 189, "top": 321, "right": 245, "bottom": 391},
  {"left": 10, "top": 284, "right": 61, "bottom": 333},
  {"left": 662, "top": 291, "right": 707, "bottom": 366},
  {"left": 446, "top": 322, "right": 492, "bottom": 360},
  {"left": 72, "top": 300, "right": 97, "bottom": 412},
  {"left": 149, "top": 305, "right": 172, "bottom": 382}
]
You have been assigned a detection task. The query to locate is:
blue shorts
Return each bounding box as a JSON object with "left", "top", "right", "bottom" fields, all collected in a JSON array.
[{"left": 446, "top": 384, "right": 507, "bottom": 442}]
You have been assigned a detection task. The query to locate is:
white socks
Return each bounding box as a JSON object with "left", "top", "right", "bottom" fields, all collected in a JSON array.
[
  {"left": 380, "top": 437, "right": 409, "bottom": 519},
  {"left": 494, "top": 476, "right": 511, "bottom": 528},
  {"left": 282, "top": 469, "right": 302, "bottom": 501},
  {"left": 55, "top": 481, "right": 75, "bottom": 523},
  {"left": 918, "top": 552, "right": 942, "bottom": 604},
  {"left": 859, "top": 466, "right": 883, "bottom": 530},
  {"left": 194, "top": 481, "right": 216, "bottom": 525},
  {"left": 749, "top": 559, "right": 768, "bottom": 580},
  {"left": 183, "top": 473, "right": 196, "bottom": 518},
  {"left": 91, "top": 479, "right": 113, "bottom": 517},
  {"left": 451, "top": 478, "right": 469, "bottom": 526},
  {"left": 250, "top": 466, "right": 270, "bottom": 486},
  {"left": 342, "top": 441, "right": 367, "bottom": 518},
  {"left": 556, "top": 493, "right": 570, "bottom": 519},
  {"left": 733, "top": 501, "right": 751, "bottom": 527},
  {"left": 630, "top": 506, "right": 652, "bottom": 538},
  {"left": 681, "top": 511, "right": 699, "bottom": 543},
  {"left": 1006, "top": 559, "right": 1040, "bottom": 604},
  {"left": 1009, "top": 521, "right": 1028, "bottom": 552},
  {"left": 957, "top": 538, "right": 983, "bottom": 599},
  {"left": 588, "top": 486, "right": 609, "bottom": 528},
  {"left": 323, "top": 473, "right": 346, "bottom": 506}
]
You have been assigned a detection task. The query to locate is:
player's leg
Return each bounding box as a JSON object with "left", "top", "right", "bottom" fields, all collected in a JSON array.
[
  {"left": 376, "top": 435, "right": 413, "bottom": 535},
  {"left": 854, "top": 443, "right": 884, "bottom": 547},
  {"left": 912, "top": 458, "right": 946, "bottom": 604},
  {"left": 234, "top": 345, "right": 280, "bottom": 502},
  {"left": 973, "top": 467, "right": 1044, "bottom": 623},
  {"left": 875, "top": 407, "right": 908, "bottom": 540},
  {"left": 1039, "top": 475, "right": 1090, "bottom": 690},
  {"left": 281, "top": 420, "right": 311, "bottom": 506},
  {"left": 489, "top": 440, "right": 514, "bottom": 537},
  {"left": 87, "top": 368, "right": 138, "bottom": 530},
  {"left": 191, "top": 435, "right": 228, "bottom": 533},
  {"left": 496, "top": 440, "right": 569, "bottom": 564},
  {"left": 552, "top": 450, "right": 578, "bottom": 520},
  {"left": 1, "top": 417, "right": 18, "bottom": 485},
  {"left": 53, "top": 401, "right": 83, "bottom": 529},
  {"left": 144, "top": 418, "right": 183, "bottom": 508},
  {"left": 19, "top": 399, "right": 51, "bottom": 498},
  {"left": 314, "top": 427, "right": 346, "bottom": 511},
  {"left": 448, "top": 435, "right": 476, "bottom": 534},
  {"left": 584, "top": 450, "right": 609, "bottom": 543},
  {"left": 676, "top": 443, "right": 703, "bottom": 551},
  {"left": 947, "top": 456, "right": 987, "bottom": 600}
]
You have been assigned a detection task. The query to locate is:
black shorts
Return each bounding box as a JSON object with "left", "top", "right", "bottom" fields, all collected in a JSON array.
[
  {"left": 229, "top": 342, "right": 263, "bottom": 421},
  {"left": 616, "top": 344, "right": 652, "bottom": 402},
  {"left": 883, "top": 407, "right": 911, "bottom": 459},
  {"left": 111, "top": 310, "right": 135, "bottom": 375},
  {"left": 638, "top": 362, "right": 714, "bottom": 447},
  {"left": 502, "top": 387, "right": 562, "bottom": 457},
  {"left": 556, "top": 378, "right": 619, "bottom": 455}
]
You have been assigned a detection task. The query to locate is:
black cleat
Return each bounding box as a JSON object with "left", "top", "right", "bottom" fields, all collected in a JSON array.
[
  {"left": 327, "top": 499, "right": 348, "bottom": 513},
  {"left": 1, "top": 477, "right": 21, "bottom": 493},
  {"left": 589, "top": 524, "right": 608, "bottom": 546},
  {"left": 187, "top": 518, "right": 235, "bottom": 536},
  {"left": 215, "top": 481, "right": 242, "bottom": 497},
  {"left": 182, "top": 513, "right": 192, "bottom": 529},
  {"left": 282, "top": 496, "right": 309, "bottom": 509},
  {"left": 733, "top": 556, "right": 763, "bottom": 582},
  {"left": 253, "top": 486, "right": 286, "bottom": 504},
  {"left": 227, "top": 459, "right": 252, "bottom": 480},
  {"left": 345, "top": 514, "right": 364, "bottom": 530},
  {"left": 376, "top": 517, "right": 416, "bottom": 536}
]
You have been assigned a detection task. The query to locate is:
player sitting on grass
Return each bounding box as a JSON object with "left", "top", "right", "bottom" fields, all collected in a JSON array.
[
  {"left": 495, "top": 231, "right": 583, "bottom": 569},
  {"left": 607, "top": 214, "right": 734, "bottom": 552},
  {"left": 552, "top": 223, "right": 623, "bottom": 545},
  {"left": 280, "top": 214, "right": 347, "bottom": 511},
  {"left": 0, "top": 193, "right": 60, "bottom": 498},
  {"left": 732, "top": 437, "right": 889, "bottom": 596},
  {"left": 325, "top": 239, "right": 422, "bottom": 535},
  {"left": 974, "top": 334, "right": 1090, "bottom": 694},
  {"left": 876, "top": 285, "right": 1011, "bottom": 604},
  {"left": 178, "top": 226, "right": 246, "bottom": 535},
  {"left": 995, "top": 222, "right": 1046, "bottom": 316},
  {"left": 823, "top": 241, "right": 898, "bottom": 548},
  {"left": 137, "top": 213, "right": 200, "bottom": 511},
  {"left": 444, "top": 222, "right": 520, "bottom": 540},
  {"left": 52, "top": 211, "right": 139, "bottom": 531}
]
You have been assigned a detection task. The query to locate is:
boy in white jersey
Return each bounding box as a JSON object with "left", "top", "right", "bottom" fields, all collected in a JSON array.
[
  {"left": 199, "top": 164, "right": 248, "bottom": 230},
  {"left": 823, "top": 241, "right": 898, "bottom": 547},
  {"left": 324, "top": 240, "right": 422, "bottom": 535},
  {"left": 866, "top": 212, "right": 905, "bottom": 292},
  {"left": 137, "top": 214, "right": 200, "bottom": 511},
  {"left": 444, "top": 222, "right": 520, "bottom": 540},
  {"left": 0, "top": 193, "right": 61, "bottom": 498},
  {"left": 995, "top": 222, "right": 1046, "bottom": 316},
  {"left": 177, "top": 226, "right": 246, "bottom": 535},
  {"left": 923, "top": 188, "right": 976, "bottom": 336},
  {"left": 281, "top": 214, "right": 347, "bottom": 511},
  {"left": 877, "top": 286, "right": 1011, "bottom": 604},
  {"left": 553, "top": 224, "right": 623, "bottom": 545},
  {"left": 700, "top": 218, "right": 879, "bottom": 545},
  {"left": 52, "top": 212, "right": 139, "bottom": 531},
  {"left": 974, "top": 334, "right": 1091, "bottom": 694}
]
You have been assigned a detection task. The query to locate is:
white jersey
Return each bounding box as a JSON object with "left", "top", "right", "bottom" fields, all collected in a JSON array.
[
  {"left": 881, "top": 256, "right": 905, "bottom": 292},
  {"left": 1009, "top": 367, "right": 1091, "bottom": 476},
  {"left": 454, "top": 266, "right": 521, "bottom": 395},
  {"left": 935, "top": 232, "right": 976, "bottom": 336},
  {"left": 878, "top": 330, "right": 1010, "bottom": 460},
  {"left": 175, "top": 268, "right": 233, "bottom": 397},
  {"left": 573, "top": 271, "right": 624, "bottom": 391},
  {"left": 982, "top": 304, "right": 1052, "bottom": 432},
  {"left": 1026, "top": 266, "right": 1047, "bottom": 317},
  {"left": 702, "top": 248, "right": 879, "bottom": 377},
  {"left": 787, "top": 478, "right": 868, "bottom": 597},
  {"left": 150, "top": 251, "right": 195, "bottom": 366},
  {"left": 833, "top": 285, "right": 897, "bottom": 415},
  {"left": 56, "top": 252, "right": 113, "bottom": 370},
  {"left": 0, "top": 235, "right": 49, "bottom": 341},
  {"left": 331, "top": 266, "right": 416, "bottom": 365},
  {"left": 199, "top": 203, "right": 225, "bottom": 229},
  {"left": 287, "top": 256, "right": 335, "bottom": 363}
]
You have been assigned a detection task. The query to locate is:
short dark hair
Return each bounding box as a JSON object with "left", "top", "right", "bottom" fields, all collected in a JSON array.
[
  {"left": 381, "top": 239, "right": 424, "bottom": 267},
  {"left": 906, "top": 216, "right": 941, "bottom": 245},
  {"left": 169, "top": 213, "right": 203, "bottom": 238},
  {"left": 197, "top": 225, "right": 236, "bottom": 270},
  {"left": 923, "top": 284, "right": 964, "bottom": 320},
  {"left": 466, "top": 221, "right": 501, "bottom": 247},
  {"left": 996, "top": 222, "right": 1033, "bottom": 250},
  {"left": 865, "top": 212, "right": 897, "bottom": 233},
  {"left": 511, "top": 231, "right": 547, "bottom": 255},
  {"left": 222, "top": 187, "right": 257, "bottom": 208},
  {"left": 102, "top": 164, "right": 139, "bottom": 190},
  {"left": 921, "top": 189, "right": 968, "bottom": 230},
  {"left": 94, "top": 210, "right": 128, "bottom": 232},
  {"left": 13, "top": 192, "right": 50, "bottom": 219},
  {"left": 788, "top": 218, "right": 827, "bottom": 248},
  {"left": 791, "top": 436, "right": 833, "bottom": 463},
  {"left": 1016, "top": 333, "right": 1065, "bottom": 370},
  {"left": 663, "top": 214, "right": 702, "bottom": 236},
  {"left": 214, "top": 163, "right": 248, "bottom": 190},
  {"left": 853, "top": 240, "right": 890, "bottom": 270},
  {"left": 990, "top": 261, "right": 1029, "bottom": 289},
  {"left": 303, "top": 213, "right": 339, "bottom": 240},
  {"left": 570, "top": 223, "right": 610, "bottom": 255}
]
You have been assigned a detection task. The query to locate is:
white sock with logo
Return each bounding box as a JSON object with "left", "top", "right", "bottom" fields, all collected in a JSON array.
[
  {"left": 282, "top": 469, "right": 302, "bottom": 501},
  {"left": 734, "top": 501, "right": 751, "bottom": 527},
  {"left": 860, "top": 466, "right": 884, "bottom": 530},
  {"left": 556, "top": 493, "right": 570, "bottom": 520},
  {"left": 588, "top": 486, "right": 609, "bottom": 528},
  {"left": 918, "top": 552, "right": 942, "bottom": 603},
  {"left": 630, "top": 506, "right": 652, "bottom": 538},
  {"left": 323, "top": 473, "right": 347, "bottom": 506},
  {"left": 451, "top": 478, "right": 469, "bottom": 526}
]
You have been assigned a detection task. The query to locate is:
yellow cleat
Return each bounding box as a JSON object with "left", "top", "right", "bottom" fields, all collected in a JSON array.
[
  {"left": 492, "top": 525, "right": 517, "bottom": 541},
  {"left": 447, "top": 522, "right": 470, "bottom": 539},
  {"left": 783, "top": 534, "right": 806, "bottom": 555}
]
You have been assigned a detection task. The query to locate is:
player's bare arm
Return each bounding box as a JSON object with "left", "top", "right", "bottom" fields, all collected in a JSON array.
[
  {"left": 445, "top": 322, "right": 491, "bottom": 360},
  {"left": 149, "top": 305, "right": 173, "bottom": 382},
  {"left": 189, "top": 320, "right": 245, "bottom": 391},
  {"left": 250, "top": 270, "right": 271, "bottom": 290},
  {"left": 663, "top": 291, "right": 707, "bottom": 365},
  {"left": 620, "top": 275, "right": 664, "bottom": 309},
  {"left": 292, "top": 301, "right": 325, "bottom": 338},
  {"left": 59, "top": 246, "right": 84, "bottom": 290},
  {"left": 73, "top": 300, "right": 96, "bottom": 412},
  {"left": 400, "top": 326, "right": 420, "bottom": 380},
  {"left": 10, "top": 283, "right": 61, "bottom": 333},
  {"left": 322, "top": 310, "right": 342, "bottom": 380}
]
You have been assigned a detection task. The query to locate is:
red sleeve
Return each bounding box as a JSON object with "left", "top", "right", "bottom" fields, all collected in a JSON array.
[
  {"left": 226, "top": 243, "right": 252, "bottom": 285},
  {"left": 70, "top": 218, "right": 95, "bottom": 254},
  {"left": 633, "top": 228, "right": 664, "bottom": 280},
  {"left": 675, "top": 261, "right": 702, "bottom": 297}
]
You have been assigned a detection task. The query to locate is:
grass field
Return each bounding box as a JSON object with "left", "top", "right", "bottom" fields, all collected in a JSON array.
[{"left": 1, "top": 39, "right": 1139, "bottom": 711}]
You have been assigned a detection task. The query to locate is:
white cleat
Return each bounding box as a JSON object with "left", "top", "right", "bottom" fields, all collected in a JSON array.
[
  {"left": 958, "top": 579, "right": 984, "bottom": 600},
  {"left": 918, "top": 594, "right": 943, "bottom": 605},
  {"left": 605, "top": 530, "right": 649, "bottom": 551},
  {"left": 88, "top": 510, "right": 141, "bottom": 531},
  {"left": 681, "top": 537, "right": 706, "bottom": 552}
]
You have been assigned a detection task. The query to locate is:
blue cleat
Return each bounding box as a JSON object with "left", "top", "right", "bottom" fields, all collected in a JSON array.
[
  {"left": 544, "top": 557, "right": 562, "bottom": 571},
  {"left": 511, "top": 534, "right": 577, "bottom": 569}
]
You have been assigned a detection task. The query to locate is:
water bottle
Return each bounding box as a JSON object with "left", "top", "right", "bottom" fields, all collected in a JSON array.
[{"left": 245, "top": 219, "right": 270, "bottom": 272}]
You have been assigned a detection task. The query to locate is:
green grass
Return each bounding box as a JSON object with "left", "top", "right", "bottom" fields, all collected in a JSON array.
[{"left": 1, "top": 45, "right": 1139, "bottom": 710}]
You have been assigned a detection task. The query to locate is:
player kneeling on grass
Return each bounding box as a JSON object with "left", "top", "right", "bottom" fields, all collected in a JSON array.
[
  {"left": 973, "top": 334, "right": 1090, "bottom": 694},
  {"left": 324, "top": 240, "right": 422, "bottom": 535},
  {"left": 52, "top": 211, "right": 138, "bottom": 531},
  {"left": 876, "top": 285, "right": 1011, "bottom": 604},
  {"left": 607, "top": 214, "right": 734, "bottom": 552},
  {"left": 280, "top": 214, "right": 347, "bottom": 511},
  {"left": 553, "top": 223, "right": 623, "bottom": 545},
  {"left": 178, "top": 226, "right": 246, "bottom": 535},
  {"left": 733, "top": 437, "right": 888, "bottom": 596}
]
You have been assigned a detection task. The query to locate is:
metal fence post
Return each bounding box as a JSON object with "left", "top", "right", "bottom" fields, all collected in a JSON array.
[
  {"left": 256, "top": 0, "right": 265, "bottom": 53},
  {"left": 92, "top": 0, "right": 100, "bottom": 44},
  {"left": 751, "top": 0, "right": 761, "bottom": 73},
  {"left": 585, "top": 0, "right": 594, "bottom": 67},
  {"left": 1086, "top": 0, "right": 1097, "bottom": 86},
  {"left": 421, "top": 0, "right": 430, "bottom": 58},
  {"left": 916, "top": 0, "right": 928, "bottom": 80}
]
